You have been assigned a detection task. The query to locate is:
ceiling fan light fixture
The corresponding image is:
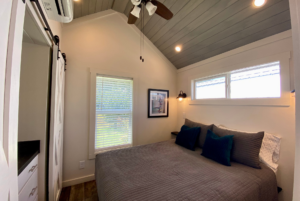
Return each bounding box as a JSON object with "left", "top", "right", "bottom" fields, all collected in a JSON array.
[
  {"left": 131, "top": 6, "right": 141, "bottom": 18},
  {"left": 146, "top": 2, "right": 157, "bottom": 16},
  {"left": 131, "top": 0, "right": 142, "bottom": 6}
]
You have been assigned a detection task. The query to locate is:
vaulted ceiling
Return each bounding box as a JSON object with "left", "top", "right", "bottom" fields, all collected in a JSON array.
[{"left": 73, "top": 0, "right": 291, "bottom": 69}]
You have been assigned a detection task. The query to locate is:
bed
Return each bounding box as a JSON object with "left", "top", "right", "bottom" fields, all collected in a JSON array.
[{"left": 95, "top": 139, "right": 278, "bottom": 201}]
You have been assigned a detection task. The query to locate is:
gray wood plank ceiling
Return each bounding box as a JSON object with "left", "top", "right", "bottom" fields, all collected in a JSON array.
[{"left": 73, "top": 0, "right": 291, "bottom": 69}]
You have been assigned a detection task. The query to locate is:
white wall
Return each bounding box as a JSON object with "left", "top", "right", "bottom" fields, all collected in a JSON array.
[
  {"left": 48, "top": 19, "right": 63, "bottom": 40},
  {"left": 61, "top": 10, "right": 177, "bottom": 186},
  {"left": 18, "top": 42, "right": 51, "bottom": 201},
  {"left": 177, "top": 30, "right": 295, "bottom": 201},
  {"left": 289, "top": 0, "right": 300, "bottom": 200}
]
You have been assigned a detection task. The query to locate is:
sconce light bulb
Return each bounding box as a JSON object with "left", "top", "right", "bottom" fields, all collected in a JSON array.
[{"left": 179, "top": 97, "right": 183, "bottom": 101}]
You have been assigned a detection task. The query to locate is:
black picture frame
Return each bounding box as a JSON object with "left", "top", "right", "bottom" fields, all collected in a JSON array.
[{"left": 148, "top": 89, "right": 169, "bottom": 118}]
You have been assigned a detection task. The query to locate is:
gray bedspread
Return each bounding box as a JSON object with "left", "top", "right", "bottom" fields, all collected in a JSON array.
[{"left": 95, "top": 140, "right": 278, "bottom": 201}]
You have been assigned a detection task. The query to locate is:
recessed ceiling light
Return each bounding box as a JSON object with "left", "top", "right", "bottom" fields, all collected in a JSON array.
[
  {"left": 175, "top": 46, "right": 181, "bottom": 52},
  {"left": 254, "top": 0, "right": 266, "bottom": 7}
]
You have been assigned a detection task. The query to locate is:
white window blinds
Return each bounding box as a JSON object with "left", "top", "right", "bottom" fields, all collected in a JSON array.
[
  {"left": 230, "top": 62, "right": 280, "bottom": 98},
  {"left": 95, "top": 75, "right": 133, "bottom": 152},
  {"left": 195, "top": 76, "right": 226, "bottom": 99},
  {"left": 193, "top": 61, "right": 281, "bottom": 100}
]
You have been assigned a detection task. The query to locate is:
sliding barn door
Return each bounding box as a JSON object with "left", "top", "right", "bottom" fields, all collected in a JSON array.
[
  {"left": 49, "top": 45, "right": 65, "bottom": 201},
  {"left": 0, "top": 0, "right": 25, "bottom": 200}
]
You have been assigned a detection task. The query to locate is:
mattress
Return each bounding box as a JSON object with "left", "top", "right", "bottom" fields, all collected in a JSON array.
[{"left": 95, "top": 139, "right": 278, "bottom": 201}]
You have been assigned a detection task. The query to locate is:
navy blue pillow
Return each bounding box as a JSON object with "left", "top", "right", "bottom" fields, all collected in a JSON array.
[
  {"left": 175, "top": 125, "right": 201, "bottom": 151},
  {"left": 201, "top": 130, "right": 234, "bottom": 166}
]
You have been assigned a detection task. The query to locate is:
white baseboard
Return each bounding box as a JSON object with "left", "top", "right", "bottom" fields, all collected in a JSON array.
[{"left": 62, "top": 174, "right": 95, "bottom": 187}]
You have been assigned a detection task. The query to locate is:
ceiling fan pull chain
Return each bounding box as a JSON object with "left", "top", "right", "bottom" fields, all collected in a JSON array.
[
  {"left": 142, "top": 4, "right": 144, "bottom": 62},
  {"left": 127, "top": 0, "right": 173, "bottom": 62},
  {"left": 140, "top": 22, "right": 141, "bottom": 60},
  {"left": 142, "top": 4, "right": 145, "bottom": 62},
  {"left": 143, "top": 4, "right": 145, "bottom": 62},
  {"left": 140, "top": 4, "right": 142, "bottom": 61}
]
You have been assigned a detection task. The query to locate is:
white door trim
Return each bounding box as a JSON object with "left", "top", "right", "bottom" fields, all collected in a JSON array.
[{"left": 0, "top": 0, "right": 26, "bottom": 200}]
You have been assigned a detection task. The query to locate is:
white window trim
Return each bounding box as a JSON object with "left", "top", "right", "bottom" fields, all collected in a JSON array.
[
  {"left": 89, "top": 68, "right": 138, "bottom": 159},
  {"left": 189, "top": 52, "right": 291, "bottom": 106},
  {"left": 192, "top": 74, "right": 228, "bottom": 100}
]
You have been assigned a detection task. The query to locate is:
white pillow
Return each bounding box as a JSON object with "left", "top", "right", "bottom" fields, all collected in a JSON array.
[{"left": 217, "top": 125, "right": 281, "bottom": 172}]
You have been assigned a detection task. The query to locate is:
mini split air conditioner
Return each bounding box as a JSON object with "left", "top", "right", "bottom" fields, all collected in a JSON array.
[{"left": 41, "top": 0, "right": 73, "bottom": 23}]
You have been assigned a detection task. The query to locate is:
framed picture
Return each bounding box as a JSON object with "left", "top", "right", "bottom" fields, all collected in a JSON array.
[{"left": 148, "top": 89, "right": 169, "bottom": 118}]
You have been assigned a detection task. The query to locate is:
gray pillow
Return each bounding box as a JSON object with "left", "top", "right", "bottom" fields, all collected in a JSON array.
[
  {"left": 212, "top": 125, "right": 264, "bottom": 169},
  {"left": 184, "top": 119, "right": 213, "bottom": 148}
]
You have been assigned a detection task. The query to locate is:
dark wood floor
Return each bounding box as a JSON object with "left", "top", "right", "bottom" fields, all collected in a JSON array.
[{"left": 59, "top": 180, "right": 99, "bottom": 201}]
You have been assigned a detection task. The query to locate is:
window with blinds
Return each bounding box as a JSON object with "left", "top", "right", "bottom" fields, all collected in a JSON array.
[
  {"left": 194, "top": 61, "right": 281, "bottom": 100},
  {"left": 230, "top": 62, "right": 280, "bottom": 98},
  {"left": 195, "top": 76, "right": 226, "bottom": 99},
  {"left": 95, "top": 75, "right": 133, "bottom": 152}
]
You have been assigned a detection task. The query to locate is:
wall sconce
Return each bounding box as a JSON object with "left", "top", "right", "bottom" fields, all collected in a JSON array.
[{"left": 177, "top": 91, "right": 186, "bottom": 101}]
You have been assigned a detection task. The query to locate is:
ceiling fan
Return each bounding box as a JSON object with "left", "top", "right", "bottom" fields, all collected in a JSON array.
[
  {"left": 128, "top": 0, "right": 173, "bottom": 62},
  {"left": 128, "top": 0, "right": 173, "bottom": 24}
]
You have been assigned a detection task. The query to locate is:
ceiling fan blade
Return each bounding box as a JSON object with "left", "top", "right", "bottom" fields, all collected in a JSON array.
[
  {"left": 128, "top": 7, "right": 138, "bottom": 24},
  {"left": 153, "top": 0, "right": 173, "bottom": 20}
]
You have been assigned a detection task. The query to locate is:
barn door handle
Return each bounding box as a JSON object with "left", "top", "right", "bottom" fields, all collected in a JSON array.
[
  {"left": 28, "top": 164, "right": 38, "bottom": 173},
  {"left": 29, "top": 186, "right": 38, "bottom": 196}
]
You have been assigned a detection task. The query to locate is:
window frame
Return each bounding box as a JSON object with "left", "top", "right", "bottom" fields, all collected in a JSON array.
[
  {"left": 89, "top": 68, "right": 138, "bottom": 159},
  {"left": 94, "top": 75, "right": 133, "bottom": 152},
  {"left": 229, "top": 62, "right": 281, "bottom": 99},
  {"left": 192, "top": 74, "right": 228, "bottom": 100},
  {"left": 189, "top": 52, "right": 291, "bottom": 106}
]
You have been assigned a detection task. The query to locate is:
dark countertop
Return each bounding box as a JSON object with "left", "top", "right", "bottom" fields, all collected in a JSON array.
[{"left": 18, "top": 140, "right": 40, "bottom": 175}]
